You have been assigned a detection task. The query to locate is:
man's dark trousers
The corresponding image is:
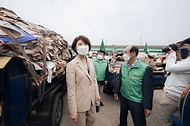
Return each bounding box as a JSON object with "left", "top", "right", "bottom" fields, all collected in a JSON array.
[{"left": 119, "top": 94, "right": 146, "bottom": 126}]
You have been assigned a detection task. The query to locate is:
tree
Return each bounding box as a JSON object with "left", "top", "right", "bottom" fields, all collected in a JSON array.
[
  {"left": 100, "top": 39, "right": 105, "bottom": 51},
  {"left": 143, "top": 43, "right": 149, "bottom": 54}
]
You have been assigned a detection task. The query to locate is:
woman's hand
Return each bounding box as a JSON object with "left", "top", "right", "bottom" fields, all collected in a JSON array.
[
  {"left": 70, "top": 112, "right": 78, "bottom": 122},
  {"left": 96, "top": 96, "right": 101, "bottom": 102}
]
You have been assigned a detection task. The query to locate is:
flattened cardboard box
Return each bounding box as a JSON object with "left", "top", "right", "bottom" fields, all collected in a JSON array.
[{"left": 0, "top": 56, "right": 11, "bottom": 69}]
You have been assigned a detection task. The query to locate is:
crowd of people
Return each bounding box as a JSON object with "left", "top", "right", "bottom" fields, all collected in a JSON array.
[{"left": 66, "top": 35, "right": 190, "bottom": 126}]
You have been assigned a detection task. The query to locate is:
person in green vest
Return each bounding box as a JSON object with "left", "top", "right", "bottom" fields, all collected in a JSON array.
[
  {"left": 114, "top": 45, "right": 154, "bottom": 126},
  {"left": 93, "top": 50, "right": 109, "bottom": 106}
]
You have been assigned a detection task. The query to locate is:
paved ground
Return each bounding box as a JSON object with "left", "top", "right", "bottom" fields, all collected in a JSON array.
[{"left": 60, "top": 89, "right": 163, "bottom": 126}]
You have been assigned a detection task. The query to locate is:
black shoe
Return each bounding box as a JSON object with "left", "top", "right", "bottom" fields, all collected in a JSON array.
[{"left": 100, "top": 101, "right": 104, "bottom": 106}]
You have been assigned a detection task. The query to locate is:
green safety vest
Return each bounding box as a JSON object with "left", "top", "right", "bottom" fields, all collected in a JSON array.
[
  {"left": 93, "top": 58, "right": 108, "bottom": 81},
  {"left": 121, "top": 59, "right": 147, "bottom": 103}
]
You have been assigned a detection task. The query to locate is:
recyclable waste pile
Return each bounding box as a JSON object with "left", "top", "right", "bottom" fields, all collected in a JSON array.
[{"left": 0, "top": 7, "right": 70, "bottom": 86}]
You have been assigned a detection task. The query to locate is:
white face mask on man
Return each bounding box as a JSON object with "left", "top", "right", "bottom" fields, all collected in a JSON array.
[
  {"left": 91, "top": 57, "right": 96, "bottom": 59},
  {"left": 77, "top": 45, "right": 89, "bottom": 55},
  {"left": 97, "top": 55, "right": 103, "bottom": 60},
  {"left": 123, "top": 53, "right": 130, "bottom": 61}
]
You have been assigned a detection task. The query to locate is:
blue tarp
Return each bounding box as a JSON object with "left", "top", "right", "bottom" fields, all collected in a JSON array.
[{"left": 0, "top": 24, "right": 37, "bottom": 43}]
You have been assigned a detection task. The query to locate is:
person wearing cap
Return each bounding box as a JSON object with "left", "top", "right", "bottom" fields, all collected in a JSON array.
[
  {"left": 93, "top": 50, "right": 109, "bottom": 106},
  {"left": 157, "top": 38, "right": 190, "bottom": 126}
]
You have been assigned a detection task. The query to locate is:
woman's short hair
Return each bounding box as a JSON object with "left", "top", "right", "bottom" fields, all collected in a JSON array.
[{"left": 71, "top": 35, "right": 91, "bottom": 53}]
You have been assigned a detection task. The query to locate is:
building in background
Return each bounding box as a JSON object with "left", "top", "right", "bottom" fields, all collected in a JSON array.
[
  {"left": 91, "top": 45, "right": 166, "bottom": 56},
  {"left": 69, "top": 44, "right": 166, "bottom": 57}
]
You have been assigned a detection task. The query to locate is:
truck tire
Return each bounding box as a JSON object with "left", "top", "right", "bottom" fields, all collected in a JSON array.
[{"left": 50, "top": 92, "right": 63, "bottom": 126}]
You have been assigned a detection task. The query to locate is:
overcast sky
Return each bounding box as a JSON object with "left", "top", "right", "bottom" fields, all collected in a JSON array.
[{"left": 1, "top": 0, "right": 190, "bottom": 46}]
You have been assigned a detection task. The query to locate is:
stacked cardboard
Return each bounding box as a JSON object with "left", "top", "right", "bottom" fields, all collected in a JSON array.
[{"left": 0, "top": 7, "right": 70, "bottom": 85}]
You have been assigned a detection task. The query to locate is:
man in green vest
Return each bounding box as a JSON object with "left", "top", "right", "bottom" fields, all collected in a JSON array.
[
  {"left": 114, "top": 45, "right": 154, "bottom": 126},
  {"left": 93, "top": 50, "right": 109, "bottom": 106}
]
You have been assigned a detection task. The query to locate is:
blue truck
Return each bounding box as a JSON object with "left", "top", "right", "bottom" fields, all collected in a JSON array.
[
  {"left": 0, "top": 7, "right": 70, "bottom": 125},
  {"left": 0, "top": 55, "right": 67, "bottom": 126}
]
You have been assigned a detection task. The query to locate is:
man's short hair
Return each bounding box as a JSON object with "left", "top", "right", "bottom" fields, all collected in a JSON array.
[
  {"left": 130, "top": 46, "right": 139, "bottom": 56},
  {"left": 98, "top": 50, "right": 106, "bottom": 55},
  {"left": 92, "top": 52, "right": 96, "bottom": 54}
]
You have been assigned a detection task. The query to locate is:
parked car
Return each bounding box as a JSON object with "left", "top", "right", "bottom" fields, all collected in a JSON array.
[{"left": 172, "top": 86, "right": 190, "bottom": 126}]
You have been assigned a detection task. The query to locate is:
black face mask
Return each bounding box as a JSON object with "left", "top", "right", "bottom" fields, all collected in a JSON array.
[{"left": 181, "top": 48, "right": 189, "bottom": 59}]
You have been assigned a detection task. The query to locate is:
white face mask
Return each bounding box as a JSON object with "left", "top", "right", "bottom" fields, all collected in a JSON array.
[
  {"left": 97, "top": 55, "right": 103, "bottom": 60},
  {"left": 77, "top": 45, "right": 89, "bottom": 55},
  {"left": 123, "top": 53, "right": 130, "bottom": 61}
]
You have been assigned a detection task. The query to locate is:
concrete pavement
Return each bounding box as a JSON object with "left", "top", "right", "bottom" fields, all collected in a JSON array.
[{"left": 60, "top": 89, "right": 163, "bottom": 126}]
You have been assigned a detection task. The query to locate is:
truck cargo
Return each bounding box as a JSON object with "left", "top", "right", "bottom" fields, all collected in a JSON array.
[{"left": 0, "top": 7, "right": 70, "bottom": 126}]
